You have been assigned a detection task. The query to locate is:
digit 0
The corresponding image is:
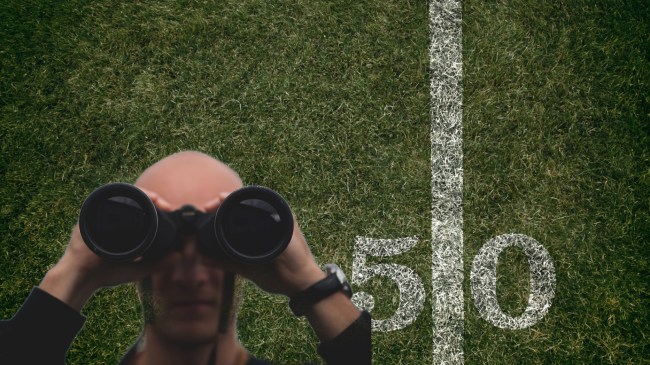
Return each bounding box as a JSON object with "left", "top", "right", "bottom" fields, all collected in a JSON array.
[{"left": 470, "top": 234, "right": 556, "bottom": 329}]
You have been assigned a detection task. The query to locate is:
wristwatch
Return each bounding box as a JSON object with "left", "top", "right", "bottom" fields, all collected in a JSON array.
[{"left": 289, "top": 264, "right": 353, "bottom": 317}]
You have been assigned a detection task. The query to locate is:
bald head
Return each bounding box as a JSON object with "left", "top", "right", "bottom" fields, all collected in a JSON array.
[{"left": 135, "top": 151, "right": 243, "bottom": 210}]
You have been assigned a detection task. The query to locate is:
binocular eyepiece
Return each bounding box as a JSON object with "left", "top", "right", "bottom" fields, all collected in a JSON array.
[{"left": 79, "top": 183, "right": 294, "bottom": 263}]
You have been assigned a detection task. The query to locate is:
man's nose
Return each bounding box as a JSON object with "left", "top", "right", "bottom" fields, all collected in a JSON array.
[{"left": 171, "top": 236, "right": 209, "bottom": 284}]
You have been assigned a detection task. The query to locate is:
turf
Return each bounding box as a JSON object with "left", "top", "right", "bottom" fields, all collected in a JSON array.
[
  {"left": 1, "top": 0, "right": 430, "bottom": 363},
  {"left": 0, "top": 0, "right": 647, "bottom": 364},
  {"left": 463, "top": 1, "right": 648, "bottom": 363}
]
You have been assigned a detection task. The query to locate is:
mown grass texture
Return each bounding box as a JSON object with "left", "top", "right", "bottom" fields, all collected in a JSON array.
[
  {"left": 1, "top": 0, "right": 429, "bottom": 364},
  {"left": 463, "top": 1, "right": 648, "bottom": 363},
  {"left": 1, "top": 0, "right": 648, "bottom": 364}
]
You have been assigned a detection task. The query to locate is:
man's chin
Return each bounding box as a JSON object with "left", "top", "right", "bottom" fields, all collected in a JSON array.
[
  {"left": 150, "top": 323, "right": 221, "bottom": 348},
  {"left": 170, "top": 334, "right": 218, "bottom": 348}
]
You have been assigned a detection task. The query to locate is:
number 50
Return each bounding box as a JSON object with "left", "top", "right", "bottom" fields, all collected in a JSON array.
[{"left": 352, "top": 234, "right": 556, "bottom": 332}]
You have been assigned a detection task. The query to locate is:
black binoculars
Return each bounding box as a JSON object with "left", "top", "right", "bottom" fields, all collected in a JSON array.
[{"left": 78, "top": 183, "right": 294, "bottom": 263}]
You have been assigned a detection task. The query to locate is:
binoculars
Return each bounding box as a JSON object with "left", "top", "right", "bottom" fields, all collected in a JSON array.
[{"left": 79, "top": 183, "right": 294, "bottom": 263}]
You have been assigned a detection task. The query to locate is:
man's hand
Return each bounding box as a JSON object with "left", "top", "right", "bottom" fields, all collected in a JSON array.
[
  {"left": 39, "top": 189, "right": 170, "bottom": 312},
  {"left": 204, "top": 194, "right": 362, "bottom": 343}
]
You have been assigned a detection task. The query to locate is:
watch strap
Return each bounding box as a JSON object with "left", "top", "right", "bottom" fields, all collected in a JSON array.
[{"left": 289, "top": 273, "right": 342, "bottom": 317}]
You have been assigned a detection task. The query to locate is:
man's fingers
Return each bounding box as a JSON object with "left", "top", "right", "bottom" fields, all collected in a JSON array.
[
  {"left": 138, "top": 187, "right": 231, "bottom": 213},
  {"left": 138, "top": 187, "right": 173, "bottom": 211},
  {"left": 204, "top": 192, "right": 231, "bottom": 212}
]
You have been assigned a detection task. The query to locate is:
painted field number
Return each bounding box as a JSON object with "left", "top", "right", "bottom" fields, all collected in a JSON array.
[
  {"left": 352, "top": 234, "right": 556, "bottom": 332},
  {"left": 351, "top": 236, "right": 425, "bottom": 331}
]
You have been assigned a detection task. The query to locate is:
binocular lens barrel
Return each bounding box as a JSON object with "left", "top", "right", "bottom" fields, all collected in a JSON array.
[
  {"left": 79, "top": 183, "right": 293, "bottom": 263},
  {"left": 80, "top": 183, "right": 157, "bottom": 261}
]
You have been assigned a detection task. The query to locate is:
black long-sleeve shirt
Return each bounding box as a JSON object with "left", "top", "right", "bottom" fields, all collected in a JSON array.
[{"left": 0, "top": 287, "right": 371, "bottom": 364}]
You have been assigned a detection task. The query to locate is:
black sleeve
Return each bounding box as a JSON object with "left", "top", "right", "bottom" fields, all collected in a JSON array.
[
  {"left": 0, "top": 287, "right": 86, "bottom": 365},
  {"left": 316, "top": 311, "right": 371, "bottom": 365}
]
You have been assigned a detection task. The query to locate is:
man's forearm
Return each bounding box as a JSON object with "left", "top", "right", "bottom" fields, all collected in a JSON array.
[
  {"left": 39, "top": 259, "right": 96, "bottom": 312},
  {"left": 304, "top": 292, "right": 362, "bottom": 342}
]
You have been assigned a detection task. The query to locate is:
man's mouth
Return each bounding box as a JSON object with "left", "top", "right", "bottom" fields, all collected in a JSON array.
[{"left": 172, "top": 299, "right": 216, "bottom": 312}]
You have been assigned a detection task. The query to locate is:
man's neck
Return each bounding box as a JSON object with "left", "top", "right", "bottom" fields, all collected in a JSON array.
[{"left": 131, "top": 329, "right": 247, "bottom": 365}]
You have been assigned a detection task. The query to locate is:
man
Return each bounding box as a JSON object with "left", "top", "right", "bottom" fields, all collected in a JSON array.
[{"left": 0, "top": 151, "right": 371, "bottom": 364}]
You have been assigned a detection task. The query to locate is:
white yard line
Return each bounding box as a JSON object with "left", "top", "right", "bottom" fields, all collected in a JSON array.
[{"left": 429, "top": 0, "right": 464, "bottom": 364}]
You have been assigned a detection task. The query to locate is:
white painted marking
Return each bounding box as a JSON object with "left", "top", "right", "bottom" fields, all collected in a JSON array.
[
  {"left": 349, "top": 2, "right": 557, "bottom": 364},
  {"left": 352, "top": 237, "right": 426, "bottom": 332},
  {"left": 429, "top": 0, "right": 464, "bottom": 363},
  {"left": 471, "top": 234, "right": 556, "bottom": 329}
]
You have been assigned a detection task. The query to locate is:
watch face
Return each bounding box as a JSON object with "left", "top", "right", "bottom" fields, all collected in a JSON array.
[
  {"left": 325, "top": 263, "right": 343, "bottom": 279},
  {"left": 341, "top": 282, "right": 353, "bottom": 298},
  {"left": 325, "top": 264, "right": 353, "bottom": 298}
]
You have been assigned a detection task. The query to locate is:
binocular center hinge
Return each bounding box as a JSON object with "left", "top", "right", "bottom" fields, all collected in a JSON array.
[{"left": 179, "top": 205, "right": 199, "bottom": 223}]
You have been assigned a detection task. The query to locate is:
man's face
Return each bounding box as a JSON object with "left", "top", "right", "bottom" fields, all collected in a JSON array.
[
  {"left": 133, "top": 151, "right": 244, "bottom": 345},
  {"left": 140, "top": 234, "right": 225, "bottom": 345}
]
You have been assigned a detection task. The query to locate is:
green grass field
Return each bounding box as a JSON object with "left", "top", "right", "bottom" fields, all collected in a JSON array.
[{"left": 1, "top": 0, "right": 647, "bottom": 364}]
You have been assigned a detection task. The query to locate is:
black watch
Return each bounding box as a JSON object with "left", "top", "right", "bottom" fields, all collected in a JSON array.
[{"left": 289, "top": 264, "right": 353, "bottom": 317}]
